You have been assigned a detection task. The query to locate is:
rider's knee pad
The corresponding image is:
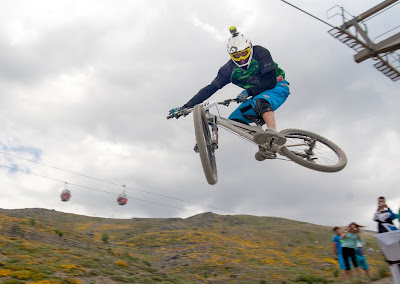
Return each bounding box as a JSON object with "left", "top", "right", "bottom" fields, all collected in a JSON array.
[{"left": 251, "top": 99, "right": 273, "bottom": 117}]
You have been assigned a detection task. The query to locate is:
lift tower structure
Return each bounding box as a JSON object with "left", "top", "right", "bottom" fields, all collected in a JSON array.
[{"left": 328, "top": 0, "right": 400, "bottom": 81}]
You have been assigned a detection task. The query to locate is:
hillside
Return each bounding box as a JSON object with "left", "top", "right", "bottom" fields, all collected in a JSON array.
[{"left": 0, "top": 208, "right": 390, "bottom": 283}]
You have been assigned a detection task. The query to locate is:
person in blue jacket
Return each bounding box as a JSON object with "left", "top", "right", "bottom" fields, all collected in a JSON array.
[{"left": 331, "top": 226, "right": 348, "bottom": 281}]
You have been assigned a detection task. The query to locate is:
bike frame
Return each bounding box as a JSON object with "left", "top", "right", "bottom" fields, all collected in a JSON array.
[
  {"left": 169, "top": 99, "right": 308, "bottom": 153},
  {"left": 202, "top": 107, "right": 308, "bottom": 153},
  {"left": 207, "top": 112, "right": 261, "bottom": 141},
  {"left": 168, "top": 99, "right": 347, "bottom": 174}
]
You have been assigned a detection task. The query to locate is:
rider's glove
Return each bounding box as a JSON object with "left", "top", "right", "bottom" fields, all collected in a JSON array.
[
  {"left": 169, "top": 106, "right": 183, "bottom": 119},
  {"left": 236, "top": 90, "right": 250, "bottom": 103}
]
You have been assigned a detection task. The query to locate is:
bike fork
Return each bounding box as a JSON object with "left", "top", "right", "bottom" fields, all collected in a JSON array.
[
  {"left": 194, "top": 121, "right": 219, "bottom": 153},
  {"left": 210, "top": 123, "right": 219, "bottom": 150}
]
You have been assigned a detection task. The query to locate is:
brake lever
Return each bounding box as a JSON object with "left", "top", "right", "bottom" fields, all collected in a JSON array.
[{"left": 220, "top": 99, "right": 233, "bottom": 106}]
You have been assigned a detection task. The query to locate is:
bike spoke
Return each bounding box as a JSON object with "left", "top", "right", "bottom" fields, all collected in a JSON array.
[{"left": 285, "top": 136, "right": 340, "bottom": 166}]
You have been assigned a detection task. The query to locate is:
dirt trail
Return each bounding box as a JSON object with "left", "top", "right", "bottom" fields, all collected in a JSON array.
[{"left": 372, "top": 277, "right": 394, "bottom": 283}]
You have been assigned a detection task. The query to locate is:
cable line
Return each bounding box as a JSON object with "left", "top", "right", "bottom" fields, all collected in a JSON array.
[
  {"left": 0, "top": 151, "right": 240, "bottom": 214},
  {"left": 0, "top": 164, "right": 202, "bottom": 214},
  {"left": 279, "top": 0, "right": 334, "bottom": 28}
]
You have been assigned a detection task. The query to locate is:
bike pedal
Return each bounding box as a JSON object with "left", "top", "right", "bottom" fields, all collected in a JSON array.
[
  {"left": 268, "top": 137, "right": 281, "bottom": 146},
  {"left": 255, "top": 150, "right": 276, "bottom": 161}
]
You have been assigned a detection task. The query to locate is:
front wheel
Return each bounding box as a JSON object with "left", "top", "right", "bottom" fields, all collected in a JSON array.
[
  {"left": 193, "top": 105, "right": 218, "bottom": 185},
  {"left": 279, "top": 129, "right": 347, "bottom": 172}
]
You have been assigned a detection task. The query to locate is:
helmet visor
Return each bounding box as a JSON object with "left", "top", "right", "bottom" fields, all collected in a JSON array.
[{"left": 230, "top": 47, "right": 251, "bottom": 62}]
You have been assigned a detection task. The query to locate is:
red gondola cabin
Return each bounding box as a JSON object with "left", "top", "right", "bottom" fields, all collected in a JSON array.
[
  {"left": 117, "top": 192, "right": 127, "bottom": 205},
  {"left": 61, "top": 189, "right": 71, "bottom": 202}
]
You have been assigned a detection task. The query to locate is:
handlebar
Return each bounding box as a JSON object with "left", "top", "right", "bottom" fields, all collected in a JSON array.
[
  {"left": 166, "top": 108, "right": 193, "bottom": 120},
  {"left": 166, "top": 99, "right": 237, "bottom": 120},
  {"left": 218, "top": 98, "right": 236, "bottom": 106}
]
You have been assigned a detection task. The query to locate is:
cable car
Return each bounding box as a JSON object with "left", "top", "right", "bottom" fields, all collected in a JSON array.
[
  {"left": 61, "top": 182, "right": 71, "bottom": 202},
  {"left": 61, "top": 189, "right": 71, "bottom": 202},
  {"left": 117, "top": 189, "right": 127, "bottom": 206}
]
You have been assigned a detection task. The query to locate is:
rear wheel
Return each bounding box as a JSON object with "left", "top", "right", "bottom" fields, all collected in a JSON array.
[
  {"left": 279, "top": 128, "right": 347, "bottom": 172},
  {"left": 193, "top": 105, "right": 218, "bottom": 185}
]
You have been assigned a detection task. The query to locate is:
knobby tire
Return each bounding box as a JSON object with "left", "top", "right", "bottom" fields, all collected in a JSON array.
[
  {"left": 279, "top": 128, "right": 347, "bottom": 172},
  {"left": 193, "top": 105, "right": 218, "bottom": 185}
]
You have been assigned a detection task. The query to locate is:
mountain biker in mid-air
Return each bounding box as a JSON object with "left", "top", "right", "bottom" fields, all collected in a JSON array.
[{"left": 169, "top": 26, "right": 290, "bottom": 161}]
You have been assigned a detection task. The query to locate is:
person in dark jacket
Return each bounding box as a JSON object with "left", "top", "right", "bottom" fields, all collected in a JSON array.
[{"left": 373, "top": 196, "right": 398, "bottom": 233}]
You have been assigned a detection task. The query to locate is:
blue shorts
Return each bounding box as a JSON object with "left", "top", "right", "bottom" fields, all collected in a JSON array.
[
  {"left": 356, "top": 255, "right": 369, "bottom": 270},
  {"left": 228, "top": 80, "right": 290, "bottom": 124}
]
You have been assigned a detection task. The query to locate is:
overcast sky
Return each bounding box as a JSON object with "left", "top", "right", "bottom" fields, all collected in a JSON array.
[{"left": 0, "top": 0, "right": 399, "bottom": 231}]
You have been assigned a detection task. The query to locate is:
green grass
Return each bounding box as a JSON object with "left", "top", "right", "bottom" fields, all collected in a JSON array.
[
  {"left": 294, "top": 274, "right": 331, "bottom": 283},
  {"left": 0, "top": 209, "right": 390, "bottom": 283}
]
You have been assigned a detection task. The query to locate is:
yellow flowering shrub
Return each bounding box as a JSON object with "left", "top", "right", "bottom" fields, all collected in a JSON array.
[
  {"left": 60, "top": 264, "right": 78, "bottom": 270},
  {"left": 115, "top": 260, "right": 128, "bottom": 268},
  {"left": 66, "top": 278, "right": 83, "bottom": 284},
  {"left": 12, "top": 270, "right": 32, "bottom": 279},
  {"left": 0, "top": 269, "right": 12, "bottom": 277},
  {"left": 28, "top": 280, "right": 63, "bottom": 284}
]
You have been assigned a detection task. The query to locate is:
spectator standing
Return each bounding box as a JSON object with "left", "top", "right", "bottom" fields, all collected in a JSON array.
[
  {"left": 332, "top": 226, "right": 347, "bottom": 281},
  {"left": 355, "top": 238, "right": 371, "bottom": 279},
  {"left": 373, "top": 196, "right": 398, "bottom": 233},
  {"left": 341, "top": 222, "right": 362, "bottom": 280}
]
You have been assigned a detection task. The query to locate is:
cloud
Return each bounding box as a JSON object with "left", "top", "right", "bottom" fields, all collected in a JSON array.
[{"left": 0, "top": 0, "right": 399, "bottom": 231}]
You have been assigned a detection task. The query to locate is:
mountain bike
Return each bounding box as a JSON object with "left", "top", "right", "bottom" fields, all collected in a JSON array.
[{"left": 167, "top": 99, "right": 347, "bottom": 185}]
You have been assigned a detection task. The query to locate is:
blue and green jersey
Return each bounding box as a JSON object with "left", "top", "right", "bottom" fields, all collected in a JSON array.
[{"left": 184, "top": 45, "right": 286, "bottom": 108}]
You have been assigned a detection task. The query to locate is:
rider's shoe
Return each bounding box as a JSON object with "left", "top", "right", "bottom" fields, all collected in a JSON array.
[
  {"left": 255, "top": 146, "right": 277, "bottom": 161},
  {"left": 253, "top": 129, "right": 286, "bottom": 146}
]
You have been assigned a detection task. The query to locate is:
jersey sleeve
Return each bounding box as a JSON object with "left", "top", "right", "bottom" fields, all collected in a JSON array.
[
  {"left": 253, "top": 45, "right": 276, "bottom": 74},
  {"left": 183, "top": 61, "right": 233, "bottom": 108},
  {"left": 212, "top": 61, "right": 233, "bottom": 88}
]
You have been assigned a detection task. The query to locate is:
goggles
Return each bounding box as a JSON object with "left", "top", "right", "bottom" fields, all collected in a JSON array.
[{"left": 230, "top": 47, "right": 251, "bottom": 62}]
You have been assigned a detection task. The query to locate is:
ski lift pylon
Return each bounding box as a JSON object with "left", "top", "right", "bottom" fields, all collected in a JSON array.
[{"left": 61, "top": 182, "right": 71, "bottom": 202}]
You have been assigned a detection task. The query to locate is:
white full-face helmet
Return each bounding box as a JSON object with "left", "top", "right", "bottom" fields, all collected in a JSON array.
[{"left": 226, "top": 26, "right": 253, "bottom": 69}]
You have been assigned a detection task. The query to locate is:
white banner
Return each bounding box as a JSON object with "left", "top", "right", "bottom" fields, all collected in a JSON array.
[{"left": 375, "top": 230, "right": 400, "bottom": 283}]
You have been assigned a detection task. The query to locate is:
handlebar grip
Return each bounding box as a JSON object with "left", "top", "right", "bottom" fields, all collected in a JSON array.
[{"left": 167, "top": 113, "right": 181, "bottom": 119}]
